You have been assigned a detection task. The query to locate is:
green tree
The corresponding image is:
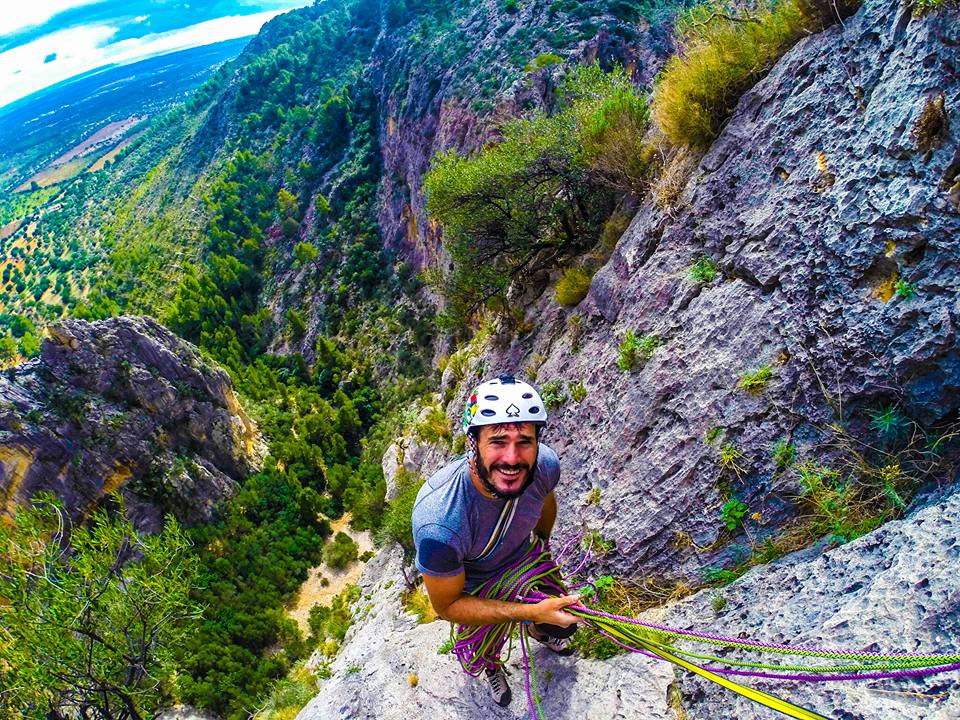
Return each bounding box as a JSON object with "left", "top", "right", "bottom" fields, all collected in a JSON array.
[
  {"left": 424, "top": 64, "right": 649, "bottom": 326},
  {"left": 0, "top": 495, "right": 201, "bottom": 720},
  {"left": 0, "top": 334, "right": 18, "bottom": 362}
]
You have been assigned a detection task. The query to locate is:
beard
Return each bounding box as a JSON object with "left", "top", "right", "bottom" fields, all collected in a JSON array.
[{"left": 475, "top": 455, "right": 535, "bottom": 500}]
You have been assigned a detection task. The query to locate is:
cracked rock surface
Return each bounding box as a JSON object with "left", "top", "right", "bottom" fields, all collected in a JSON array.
[{"left": 0, "top": 316, "right": 263, "bottom": 529}]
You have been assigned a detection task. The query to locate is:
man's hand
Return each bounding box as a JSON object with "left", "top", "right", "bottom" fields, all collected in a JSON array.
[{"left": 527, "top": 594, "right": 582, "bottom": 627}]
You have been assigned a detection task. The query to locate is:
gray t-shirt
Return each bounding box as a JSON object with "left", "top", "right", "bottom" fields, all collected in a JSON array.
[{"left": 411, "top": 444, "right": 560, "bottom": 591}]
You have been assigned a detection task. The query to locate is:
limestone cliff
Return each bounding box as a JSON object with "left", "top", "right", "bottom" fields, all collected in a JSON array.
[
  {"left": 0, "top": 316, "right": 263, "bottom": 530},
  {"left": 301, "top": 0, "right": 960, "bottom": 716}
]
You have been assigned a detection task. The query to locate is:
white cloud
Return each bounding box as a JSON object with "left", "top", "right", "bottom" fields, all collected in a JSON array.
[
  {"left": 0, "top": 1, "right": 102, "bottom": 37},
  {"left": 0, "top": 10, "right": 293, "bottom": 108}
]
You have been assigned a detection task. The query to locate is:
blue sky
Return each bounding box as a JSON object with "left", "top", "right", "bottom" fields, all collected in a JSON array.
[{"left": 0, "top": 1, "right": 314, "bottom": 108}]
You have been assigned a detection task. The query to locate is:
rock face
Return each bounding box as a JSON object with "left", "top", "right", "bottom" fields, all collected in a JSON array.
[
  {"left": 0, "top": 316, "right": 263, "bottom": 530},
  {"left": 655, "top": 484, "right": 960, "bottom": 720},
  {"left": 372, "top": 1, "right": 672, "bottom": 271},
  {"left": 299, "top": 486, "right": 960, "bottom": 720},
  {"left": 297, "top": 545, "right": 675, "bottom": 720},
  {"left": 304, "top": 0, "right": 960, "bottom": 716},
  {"left": 446, "top": 0, "right": 960, "bottom": 582}
]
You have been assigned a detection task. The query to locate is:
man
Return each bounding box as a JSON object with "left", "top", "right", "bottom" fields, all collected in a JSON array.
[{"left": 411, "top": 374, "right": 581, "bottom": 707}]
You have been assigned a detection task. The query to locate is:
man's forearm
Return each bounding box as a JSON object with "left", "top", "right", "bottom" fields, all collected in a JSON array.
[{"left": 439, "top": 593, "right": 535, "bottom": 626}]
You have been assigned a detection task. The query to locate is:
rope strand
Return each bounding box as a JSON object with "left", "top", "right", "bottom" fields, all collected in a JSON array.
[{"left": 449, "top": 537, "right": 959, "bottom": 720}]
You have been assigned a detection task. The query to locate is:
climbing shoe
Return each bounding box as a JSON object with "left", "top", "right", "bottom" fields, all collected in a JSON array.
[
  {"left": 532, "top": 631, "right": 575, "bottom": 656},
  {"left": 484, "top": 666, "right": 512, "bottom": 707}
]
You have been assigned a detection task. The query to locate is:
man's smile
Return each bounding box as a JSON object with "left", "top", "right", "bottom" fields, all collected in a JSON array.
[{"left": 492, "top": 464, "right": 529, "bottom": 484}]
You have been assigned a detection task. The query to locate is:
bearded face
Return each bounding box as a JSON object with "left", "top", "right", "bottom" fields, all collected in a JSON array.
[{"left": 471, "top": 422, "right": 539, "bottom": 499}]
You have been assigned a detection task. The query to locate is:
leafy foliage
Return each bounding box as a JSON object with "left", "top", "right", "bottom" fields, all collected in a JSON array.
[
  {"left": 772, "top": 439, "right": 795, "bottom": 471},
  {"left": 617, "top": 330, "right": 663, "bottom": 371},
  {"left": 0, "top": 496, "right": 200, "bottom": 720},
  {"left": 737, "top": 365, "right": 773, "bottom": 394},
  {"left": 720, "top": 497, "right": 748, "bottom": 531},
  {"left": 652, "top": 0, "right": 836, "bottom": 148},
  {"left": 424, "top": 64, "right": 650, "bottom": 326},
  {"left": 540, "top": 379, "right": 569, "bottom": 410},
  {"left": 323, "top": 531, "right": 360, "bottom": 569},
  {"left": 377, "top": 469, "right": 425, "bottom": 553},
  {"left": 689, "top": 255, "right": 718, "bottom": 283},
  {"left": 555, "top": 267, "right": 594, "bottom": 306}
]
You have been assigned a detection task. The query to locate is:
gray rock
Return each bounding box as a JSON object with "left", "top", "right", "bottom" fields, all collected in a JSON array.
[
  {"left": 654, "top": 485, "right": 960, "bottom": 719},
  {"left": 0, "top": 316, "right": 264, "bottom": 530},
  {"left": 300, "top": 481, "right": 960, "bottom": 720},
  {"left": 470, "top": 0, "right": 960, "bottom": 584}
]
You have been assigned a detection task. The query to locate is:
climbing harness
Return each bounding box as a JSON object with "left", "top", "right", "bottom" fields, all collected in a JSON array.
[{"left": 449, "top": 537, "right": 960, "bottom": 720}]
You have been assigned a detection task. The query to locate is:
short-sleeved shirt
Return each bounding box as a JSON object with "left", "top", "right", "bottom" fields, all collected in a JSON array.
[{"left": 411, "top": 444, "right": 560, "bottom": 592}]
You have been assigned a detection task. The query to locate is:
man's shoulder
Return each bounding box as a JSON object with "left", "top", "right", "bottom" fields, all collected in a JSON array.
[
  {"left": 538, "top": 443, "right": 559, "bottom": 468},
  {"left": 411, "top": 455, "right": 470, "bottom": 530}
]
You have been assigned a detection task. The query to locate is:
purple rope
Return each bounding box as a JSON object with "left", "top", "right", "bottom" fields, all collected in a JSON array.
[
  {"left": 695, "top": 662, "right": 960, "bottom": 682},
  {"left": 520, "top": 591, "right": 948, "bottom": 662},
  {"left": 584, "top": 620, "right": 960, "bottom": 682}
]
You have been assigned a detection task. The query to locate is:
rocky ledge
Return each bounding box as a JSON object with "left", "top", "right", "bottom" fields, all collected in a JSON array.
[
  {"left": 0, "top": 315, "right": 263, "bottom": 530},
  {"left": 298, "top": 485, "right": 960, "bottom": 720}
]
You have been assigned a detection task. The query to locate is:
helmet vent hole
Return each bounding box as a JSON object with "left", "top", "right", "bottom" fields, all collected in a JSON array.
[
  {"left": 522, "top": 393, "right": 533, "bottom": 399},
  {"left": 484, "top": 395, "right": 499, "bottom": 401},
  {"left": 529, "top": 406, "right": 541, "bottom": 414},
  {"left": 480, "top": 409, "right": 497, "bottom": 417}
]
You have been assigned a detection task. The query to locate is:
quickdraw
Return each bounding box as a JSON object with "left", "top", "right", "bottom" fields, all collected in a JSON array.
[{"left": 449, "top": 538, "right": 960, "bottom": 720}]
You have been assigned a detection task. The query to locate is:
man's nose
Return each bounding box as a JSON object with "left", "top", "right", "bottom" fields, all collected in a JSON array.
[{"left": 501, "top": 443, "right": 524, "bottom": 465}]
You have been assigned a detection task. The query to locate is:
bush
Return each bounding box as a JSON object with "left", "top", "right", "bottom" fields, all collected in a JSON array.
[
  {"left": 322, "top": 531, "right": 359, "bottom": 570},
  {"left": 737, "top": 365, "right": 773, "bottom": 394},
  {"left": 578, "top": 79, "right": 653, "bottom": 194},
  {"left": 540, "top": 379, "right": 568, "bottom": 410},
  {"left": 652, "top": 0, "right": 819, "bottom": 148},
  {"left": 424, "top": 64, "right": 649, "bottom": 326},
  {"left": 720, "top": 498, "right": 748, "bottom": 530},
  {"left": 617, "top": 330, "right": 662, "bottom": 371},
  {"left": 690, "top": 255, "right": 718, "bottom": 283},
  {"left": 308, "top": 584, "right": 361, "bottom": 649},
  {"left": 377, "top": 469, "right": 423, "bottom": 553},
  {"left": 527, "top": 52, "right": 564, "bottom": 71},
  {"left": 415, "top": 406, "right": 452, "bottom": 444},
  {"left": 555, "top": 267, "right": 594, "bottom": 306}
]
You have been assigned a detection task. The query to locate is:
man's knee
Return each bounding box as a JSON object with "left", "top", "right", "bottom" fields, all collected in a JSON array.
[{"left": 532, "top": 620, "right": 576, "bottom": 638}]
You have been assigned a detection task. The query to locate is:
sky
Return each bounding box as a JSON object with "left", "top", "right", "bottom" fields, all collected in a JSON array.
[{"left": 0, "top": 1, "right": 314, "bottom": 109}]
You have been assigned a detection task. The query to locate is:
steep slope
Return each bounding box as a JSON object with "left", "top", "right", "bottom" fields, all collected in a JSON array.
[
  {"left": 300, "top": 484, "right": 960, "bottom": 719},
  {"left": 302, "top": 0, "right": 960, "bottom": 715},
  {"left": 0, "top": 316, "right": 263, "bottom": 530},
  {"left": 442, "top": 0, "right": 960, "bottom": 582}
]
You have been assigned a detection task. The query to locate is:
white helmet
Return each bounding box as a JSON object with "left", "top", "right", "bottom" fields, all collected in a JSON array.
[{"left": 461, "top": 374, "right": 547, "bottom": 435}]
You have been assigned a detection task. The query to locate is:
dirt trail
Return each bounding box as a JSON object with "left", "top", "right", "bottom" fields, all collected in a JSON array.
[{"left": 288, "top": 513, "right": 374, "bottom": 635}]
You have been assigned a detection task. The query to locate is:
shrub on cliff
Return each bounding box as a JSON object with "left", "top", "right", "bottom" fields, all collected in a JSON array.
[
  {"left": 425, "top": 64, "right": 651, "bottom": 327},
  {"left": 323, "top": 531, "right": 360, "bottom": 569},
  {"left": 652, "top": 0, "right": 856, "bottom": 148},
  {"left": 555, "top": 267, "right": 594, "bottom": 306},
  {"left": 1, "top": 496, "right": 200, "bottom": 720}
]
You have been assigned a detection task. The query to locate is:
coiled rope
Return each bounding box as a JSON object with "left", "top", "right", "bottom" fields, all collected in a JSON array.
[{"left": 450, "top": 537, "right": 960, "bottom": 720}]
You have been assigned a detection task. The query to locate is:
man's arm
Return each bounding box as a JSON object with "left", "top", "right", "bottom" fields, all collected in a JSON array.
[
  {"left": 533, "top": 490, "right": 557, "bottom": 544},
  {"left": 421, "top": 570, "right": 581, "bottom": 627}
]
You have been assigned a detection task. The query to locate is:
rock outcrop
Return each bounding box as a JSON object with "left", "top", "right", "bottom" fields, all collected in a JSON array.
[
  {"left": 444, "top": 0, "right": 960, "bottom": 582},
  {"left": 299, "top": 485, "right": 960, "bottom": 720},
  {"left": 0, "top": 315, "right": 263, "bottom": 530}
]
